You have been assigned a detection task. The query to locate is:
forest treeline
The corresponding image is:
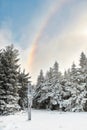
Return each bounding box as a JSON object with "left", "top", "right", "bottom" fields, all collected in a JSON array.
[
  {"left": 33, "top": 52, "right": 87, "bottom": 112},
  {"left": 0, "top": 44, "right": 87, "bottom": 115}
]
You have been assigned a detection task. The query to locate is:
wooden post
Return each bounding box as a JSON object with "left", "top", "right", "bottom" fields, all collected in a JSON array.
[{"left": 28, "top": 101, "right": 31, "bottom": 120}]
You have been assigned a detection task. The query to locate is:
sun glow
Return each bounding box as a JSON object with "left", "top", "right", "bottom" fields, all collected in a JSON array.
[
  {"left": 76, "top": 25, "right": 87, "bottom": 37},
  {"left": 82, "top": 28, "right": 87, "bottom": 36}
]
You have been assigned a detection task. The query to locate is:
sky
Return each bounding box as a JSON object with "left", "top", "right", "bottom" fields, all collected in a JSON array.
[{"left": 0, "top": 0, "right": 87, "bottom": 83}]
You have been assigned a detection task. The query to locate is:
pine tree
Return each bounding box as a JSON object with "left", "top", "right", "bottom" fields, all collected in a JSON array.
[
  {"left": 0, "top": 50, "right": 6, "bottom": 115},
  {"left": 53, "top": 61, "right": 62, "bottom": 81},
  {"left": 0, "top": 45, "right": 20, "bottom": 115},
  {"left": 71, "top": 62, "right": 76, "bottom": 75},
  {"left": 80, "top": 52, "right": 87, "bottom": 69},
  {"left": 37, "top": 70, "right": 44, "bottom": 86},
  {"left": 70, "top": 62, "right": 78, "bottom": 82},
  {"left": 33, "top": 70, "right": 45, "bottom": 109},
  {"left": 18, "top": 69, "right": 30, "bottom": 109}
]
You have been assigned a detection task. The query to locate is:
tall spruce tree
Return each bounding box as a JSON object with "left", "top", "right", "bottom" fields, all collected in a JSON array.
[{"left": 0, "top": 45, "right": 20, "bottom": 115}]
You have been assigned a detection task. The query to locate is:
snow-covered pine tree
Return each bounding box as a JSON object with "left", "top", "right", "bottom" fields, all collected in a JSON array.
[
  {"left": 33, "top": 70, "right": 45, "bottom": 109},
  {"left": 33, "top": 62, "right": 63, "bottom": 110},
  {"left": 48, "top": 62, "right": 63, "bottom": 110},
  {"left": 36, "top": 69, "right": 44, "bottom": 86},
  {"left": 63, "top": 63, "right": 78, "bottom": 111},
  {"left": 62, "top": 62, "right": 85, "bottom": 112},
  {"left": 40, "top": 67, "right": 54, "bottom": 109},
  {"left": 74, "top": 52, "right": 87, "bottom": 111},
  {"left": 0, "top": 50, "right": 6, "bottom": 115},
  {"left": 53, "top": 61, "right": 62, "bottom": 81},
  {"left": 64, "top": 55, "right": 87, "bottom": 112},
  {"left": 79, "top": 52, "right": 87, "bottom": 84},
  {"left": 0, "top": 45, "right": 20, "bottom": 115},
  {"left": 70, "top": 62, "right": 78, "bottom": 82},
  {"left": 71, "top": 62, "right": 76, "bottom": 75},
  {"left": 80, "top": 52, "right": 87, "bottom": 70},
  {"left": 18, "top": 69, "right": 30, "bottom": 109}
]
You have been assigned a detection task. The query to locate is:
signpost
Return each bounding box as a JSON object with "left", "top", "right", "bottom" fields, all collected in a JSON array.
[{"left": 28, "top": 83, "right": 32, "bottom": 120}]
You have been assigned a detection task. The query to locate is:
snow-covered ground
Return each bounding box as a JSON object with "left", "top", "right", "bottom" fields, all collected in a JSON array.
[{"left": 0, "top": 109, "right": 87, "bottom": 130}]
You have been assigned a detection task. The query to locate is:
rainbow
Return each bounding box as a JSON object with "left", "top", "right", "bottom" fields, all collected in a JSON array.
[{"left": 28, "top": 0, "right": 69, "bottom": 71}]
